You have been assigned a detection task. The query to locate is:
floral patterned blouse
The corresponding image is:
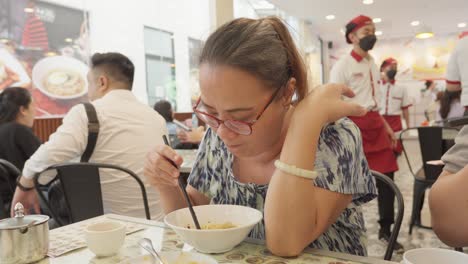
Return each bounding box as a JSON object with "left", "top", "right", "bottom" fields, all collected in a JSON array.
[{"left": 188, "top": 118, "right": 377, "bottom": 256}]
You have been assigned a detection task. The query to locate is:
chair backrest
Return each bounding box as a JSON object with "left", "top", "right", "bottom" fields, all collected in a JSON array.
[
  {"left": 400, "top": 127, "right": 459, "bottom": 181},
  {"left": 417, "top": 127, "right": 444, "bottom": 181},
  {"left": 371, "top": 170, "right": 405, "bottom": 261},
  {"left": 34, "top": 162, "right": 151, "bottom": 226},
  {"left": 0, "top": 159, "right": 21, "bottom": 218}
]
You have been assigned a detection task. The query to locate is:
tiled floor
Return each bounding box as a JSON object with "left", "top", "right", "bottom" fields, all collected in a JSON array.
[{"left": 363, "top": 139, "right": 467, "bottom": 262}]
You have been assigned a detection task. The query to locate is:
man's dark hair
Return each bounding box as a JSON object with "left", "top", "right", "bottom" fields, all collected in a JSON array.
[{"left": 90, "top": 52, "right": 134, "bottom": 89}]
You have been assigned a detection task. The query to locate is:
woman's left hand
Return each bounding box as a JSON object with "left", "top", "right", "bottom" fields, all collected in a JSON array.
[{"left": 295, "top": 83, "right": 367, "bottom": 124}]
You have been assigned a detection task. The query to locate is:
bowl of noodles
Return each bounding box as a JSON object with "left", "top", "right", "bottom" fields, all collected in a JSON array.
[
  {"left": 164, "top": 204, "right": 262, "bottom": 253},
  {"left": 32, "top": 56, "right": 88, "bottom": 100}
]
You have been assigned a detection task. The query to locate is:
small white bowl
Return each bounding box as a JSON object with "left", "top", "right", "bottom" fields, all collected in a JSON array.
[
  {"left": 32, "top": 56, "right": 88, "bottom": 100},
  {"left": 85, "top": 221, "right": 126, "bottom": 257},
  {"left": 164, "top": 204, "right": 263, "bottom": 253},
  {"left": 403, "top": 248, "right": 468, "bottom": 264}
]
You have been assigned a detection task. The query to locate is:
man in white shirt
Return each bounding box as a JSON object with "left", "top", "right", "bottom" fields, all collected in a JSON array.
[
  {"left": 11, "top": 52, "right": 167, "bottom": 220},
  {"left": 446, "top": 31, "right": 468, "bottom": 115},
  {"left": 379, "top": 58, "right": 412, "bottom": 153},
  {"left": 329, "top": 15, "right": 402, "bottom": 251}
]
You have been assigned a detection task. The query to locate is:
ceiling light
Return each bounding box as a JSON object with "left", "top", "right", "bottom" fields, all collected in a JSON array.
[
  {"left": 325, "top": 15, "right": 335, "bottom": 20},
  {"left": 373, "top": 18, "right": 382, "bottom": 23},
  {"left": 44, "top": 51, "right": 57, "bottom": 57},
  {"left": 415, "top": 25, "right": 434, "bottom": 39},
  {"left": 458, "top": 22, "right": 467, "bottom": 28},
  {"left": 24, "top": 7, "right": 34, "bottom": 13},
  {"left": 375, "top": 31, "right": 383, "bottom": 36},
  {"left": 411, "top": 21, "right": 420, "bottom": 26},
  {"left": 64, "top": 38, "right": 73, "bottom": 43},
  {"left": 362, "top": 0, "right": 374, "bottom": 5},
  {"left": 340, "top": 28, "right": 345, "bottom": 35},
  {"left": 0, "top": 39, "right": 8, "bottom": 43}
]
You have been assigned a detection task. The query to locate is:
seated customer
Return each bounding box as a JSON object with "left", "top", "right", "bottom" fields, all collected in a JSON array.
[
  {"left": 153, "top": 100, "right": 203, "bottom": 149},
  {"left": 145, "top": 17, "right": 377, "bottom": 257},
  {"left": 430, "top": 124, "right": 468, "bottom": 247},
  {"left": 0, "top": 87, "right": 40, "bottom": 210},
  {"left": 435, "top": 90, "right": 464, "bottom": 123},
  {"left": 153, "top": 100, "right": 180, "bottom": 148},
  {"left": 11, "top": 52, "right": 167, "bottom": 220}
]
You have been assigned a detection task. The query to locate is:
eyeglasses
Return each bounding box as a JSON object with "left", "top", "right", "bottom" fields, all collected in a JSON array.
[{"left": 193, "top": 87, "right": 281, "bottom": 136}]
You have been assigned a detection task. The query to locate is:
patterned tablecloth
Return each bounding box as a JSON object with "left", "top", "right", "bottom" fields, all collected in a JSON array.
[{"left": 37, "top": 214, "right": 396, "bottom": 264}]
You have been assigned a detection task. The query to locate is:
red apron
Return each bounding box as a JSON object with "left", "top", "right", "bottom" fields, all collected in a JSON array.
[
  {"left": 383, "top": 115, "right": 403, "bottom": 154},
  {"left": 348, "top": 111, "right": 398, "bottom": 173}
]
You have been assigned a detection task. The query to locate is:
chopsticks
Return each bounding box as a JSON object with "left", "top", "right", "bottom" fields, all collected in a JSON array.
[{"left": 162, "top": 135, "right": 201, "bottom": 230}]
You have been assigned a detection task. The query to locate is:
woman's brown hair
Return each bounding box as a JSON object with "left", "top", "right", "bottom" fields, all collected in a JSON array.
[{"left": 199, "top": 16, "right": 308, "bottom": 101}]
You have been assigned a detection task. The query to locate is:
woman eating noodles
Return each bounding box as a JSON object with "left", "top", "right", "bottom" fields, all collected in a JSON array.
[{"left": 144, "top": 17, "right": 377, "bottom": 257}]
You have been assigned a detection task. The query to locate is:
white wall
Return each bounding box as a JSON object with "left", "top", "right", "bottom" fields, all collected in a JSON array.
[{"left": 44, "top": 0, "right": 213, "bottom": 111}]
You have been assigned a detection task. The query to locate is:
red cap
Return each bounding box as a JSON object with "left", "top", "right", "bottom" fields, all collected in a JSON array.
[
  {"left": 381, "top": 57, "right": 398, "bottom": 70},
  {"left": 459, "top": 31, "right": 468, "bottom": 39},
  {"left": 345, "top": 15, "right": 373, "bottom": 44}
]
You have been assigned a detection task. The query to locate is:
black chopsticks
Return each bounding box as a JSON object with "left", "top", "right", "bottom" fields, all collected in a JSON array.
[{"left": 162, "top": 135, "right": 201, "bottom": 229}]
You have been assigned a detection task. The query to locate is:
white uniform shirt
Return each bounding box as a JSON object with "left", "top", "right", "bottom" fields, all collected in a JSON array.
[
  {"left": 330, "top": 50, "right": 381, "bottom": 111},
  {"left": 379, "top": 81, "right": 412, "bottom": 116},
  {"left": 23, "top": 89, "right": 167, "bottom": 220},
  {"left": 446, "top": 36, "right": 468, "bottom": 106}
]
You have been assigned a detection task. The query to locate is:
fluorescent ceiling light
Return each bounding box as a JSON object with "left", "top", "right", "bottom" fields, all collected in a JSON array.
[
  {"left": 411, "top": 21, "right": 420, "bottom": 26},
  {"left": 458, "top": 22, "right": 467, "bottom": 28},
  {"left": 375, "top": 31, "right": 383, "bottom": 36},
  {"left": 362, "top": 0, "right": 374, "bottom": 5},
  {"left": 373, "top": 18, "right": 382, "bottom": 23},
  {"left": 415, "top": 25, "right": 434, "bottom": 39},
  {"left": 326, "top": 15, "right": 335, "bottom": 20}
]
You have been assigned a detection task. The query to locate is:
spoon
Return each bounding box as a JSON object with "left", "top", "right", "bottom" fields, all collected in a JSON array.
[{"left": 138, "top": 238, "right": 167, "bottom": 264}]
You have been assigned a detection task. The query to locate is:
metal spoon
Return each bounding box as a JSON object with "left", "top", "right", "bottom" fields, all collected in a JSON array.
[{"left": 138, "top": 238, "right": 167, "bottom": 264}]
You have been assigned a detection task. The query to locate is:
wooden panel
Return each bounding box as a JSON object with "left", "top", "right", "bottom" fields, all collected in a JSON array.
[
  {"left": 173, "top": 112, "right": 204, "bottom": 127},
  {"left": 32, "top": 112, "right": 202, "bottom": 143},
  {"left": 33, "top": 118, "right": 63, "bottom": 143}
]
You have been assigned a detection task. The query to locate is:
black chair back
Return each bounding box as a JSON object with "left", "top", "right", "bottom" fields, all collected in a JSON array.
[
  {"left": 371, "top": 170, "right": 405, "bottom": 261},
  {"left": 34, "top": 162, "right": 151, "bottom": 226},
  {"left": 417, "top": 127, "right": 444, "bottom": 181},
  {"left": 0, "top": 159, "right": 21, "bottom": 219},
  {"left": 400, "top": 127, "right": 459, "bottom": 181}
]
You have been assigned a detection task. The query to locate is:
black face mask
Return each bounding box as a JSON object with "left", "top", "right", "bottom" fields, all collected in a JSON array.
[
  {"left": 359, "top": 35, "right": 377, "bottom": 51},
  {"left": 386, "top": 69, "right": 397, "bottom": 80}
]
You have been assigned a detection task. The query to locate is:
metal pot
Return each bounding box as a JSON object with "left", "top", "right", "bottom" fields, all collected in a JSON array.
[{"left": 0, "top": 203, "right": 49, "bottom": 264}]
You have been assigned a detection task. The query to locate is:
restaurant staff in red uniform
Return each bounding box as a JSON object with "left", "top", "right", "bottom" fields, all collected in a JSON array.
[
  {"left": 379, "top": 58, "right": 412, "bottom": 154},
  {"left": 330, "top": 15, "right": 403, "bottom": 252}
]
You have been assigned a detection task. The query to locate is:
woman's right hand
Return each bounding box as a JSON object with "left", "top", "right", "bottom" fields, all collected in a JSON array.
[{"left": 144, "top": 145, "right": 184, "bottom": 189}]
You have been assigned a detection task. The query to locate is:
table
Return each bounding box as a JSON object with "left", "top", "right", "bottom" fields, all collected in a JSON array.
[
  {"left": 176, "top": 149, "right": 197, "bottom": 174},
  {"left": 38, "top": 214, "right": 397, "bottom": 264}
]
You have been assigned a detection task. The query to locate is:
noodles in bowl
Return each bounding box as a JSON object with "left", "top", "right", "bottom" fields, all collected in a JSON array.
[
  {"left": 43, "top": 69, "right": 85, "bottom": 97},
  {"left": 186, "top": 221, "right": 237, "bottom": 230},
  {"left": 164, "top": 205, "right": 262, "bottom": 253},
  {"left": 32, "top": 56, "right": 88, "bottom": 100}
]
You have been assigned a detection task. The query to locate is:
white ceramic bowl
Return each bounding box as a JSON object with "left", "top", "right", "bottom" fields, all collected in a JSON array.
[
  {"left": 403, "top": 248, "right": 468, "bottom": 264},
  {"left": 85, "top": 221, "right": 126, "bottom": 257},
  {"left": 164, "top": 205, "right": 263, "bottom": 253},
  {"left": 32, "top": 56, "right": 88, "bottom": 100},
  {"left": 118, "top": 252, "right": 218, "bottom": 264}
]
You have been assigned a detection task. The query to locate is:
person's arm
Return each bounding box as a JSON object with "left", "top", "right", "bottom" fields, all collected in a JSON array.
[
  {"left": 446, "top": 49, "right": 461, "bottom": 92},
  {"left": 11, "top": 105, "right": 88, "bottom": 215},
  {"left": 381, "top": 115, "right": 397, "bottom": 146},
  {"left": 402, "top": 108, "right": 410, "bottom": 128},
  {"left": 429, "top": 167, "right": 468, "bottom": 247},
  {"left": 264, "top": 84, "right": 367, "bottom": 256}
]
